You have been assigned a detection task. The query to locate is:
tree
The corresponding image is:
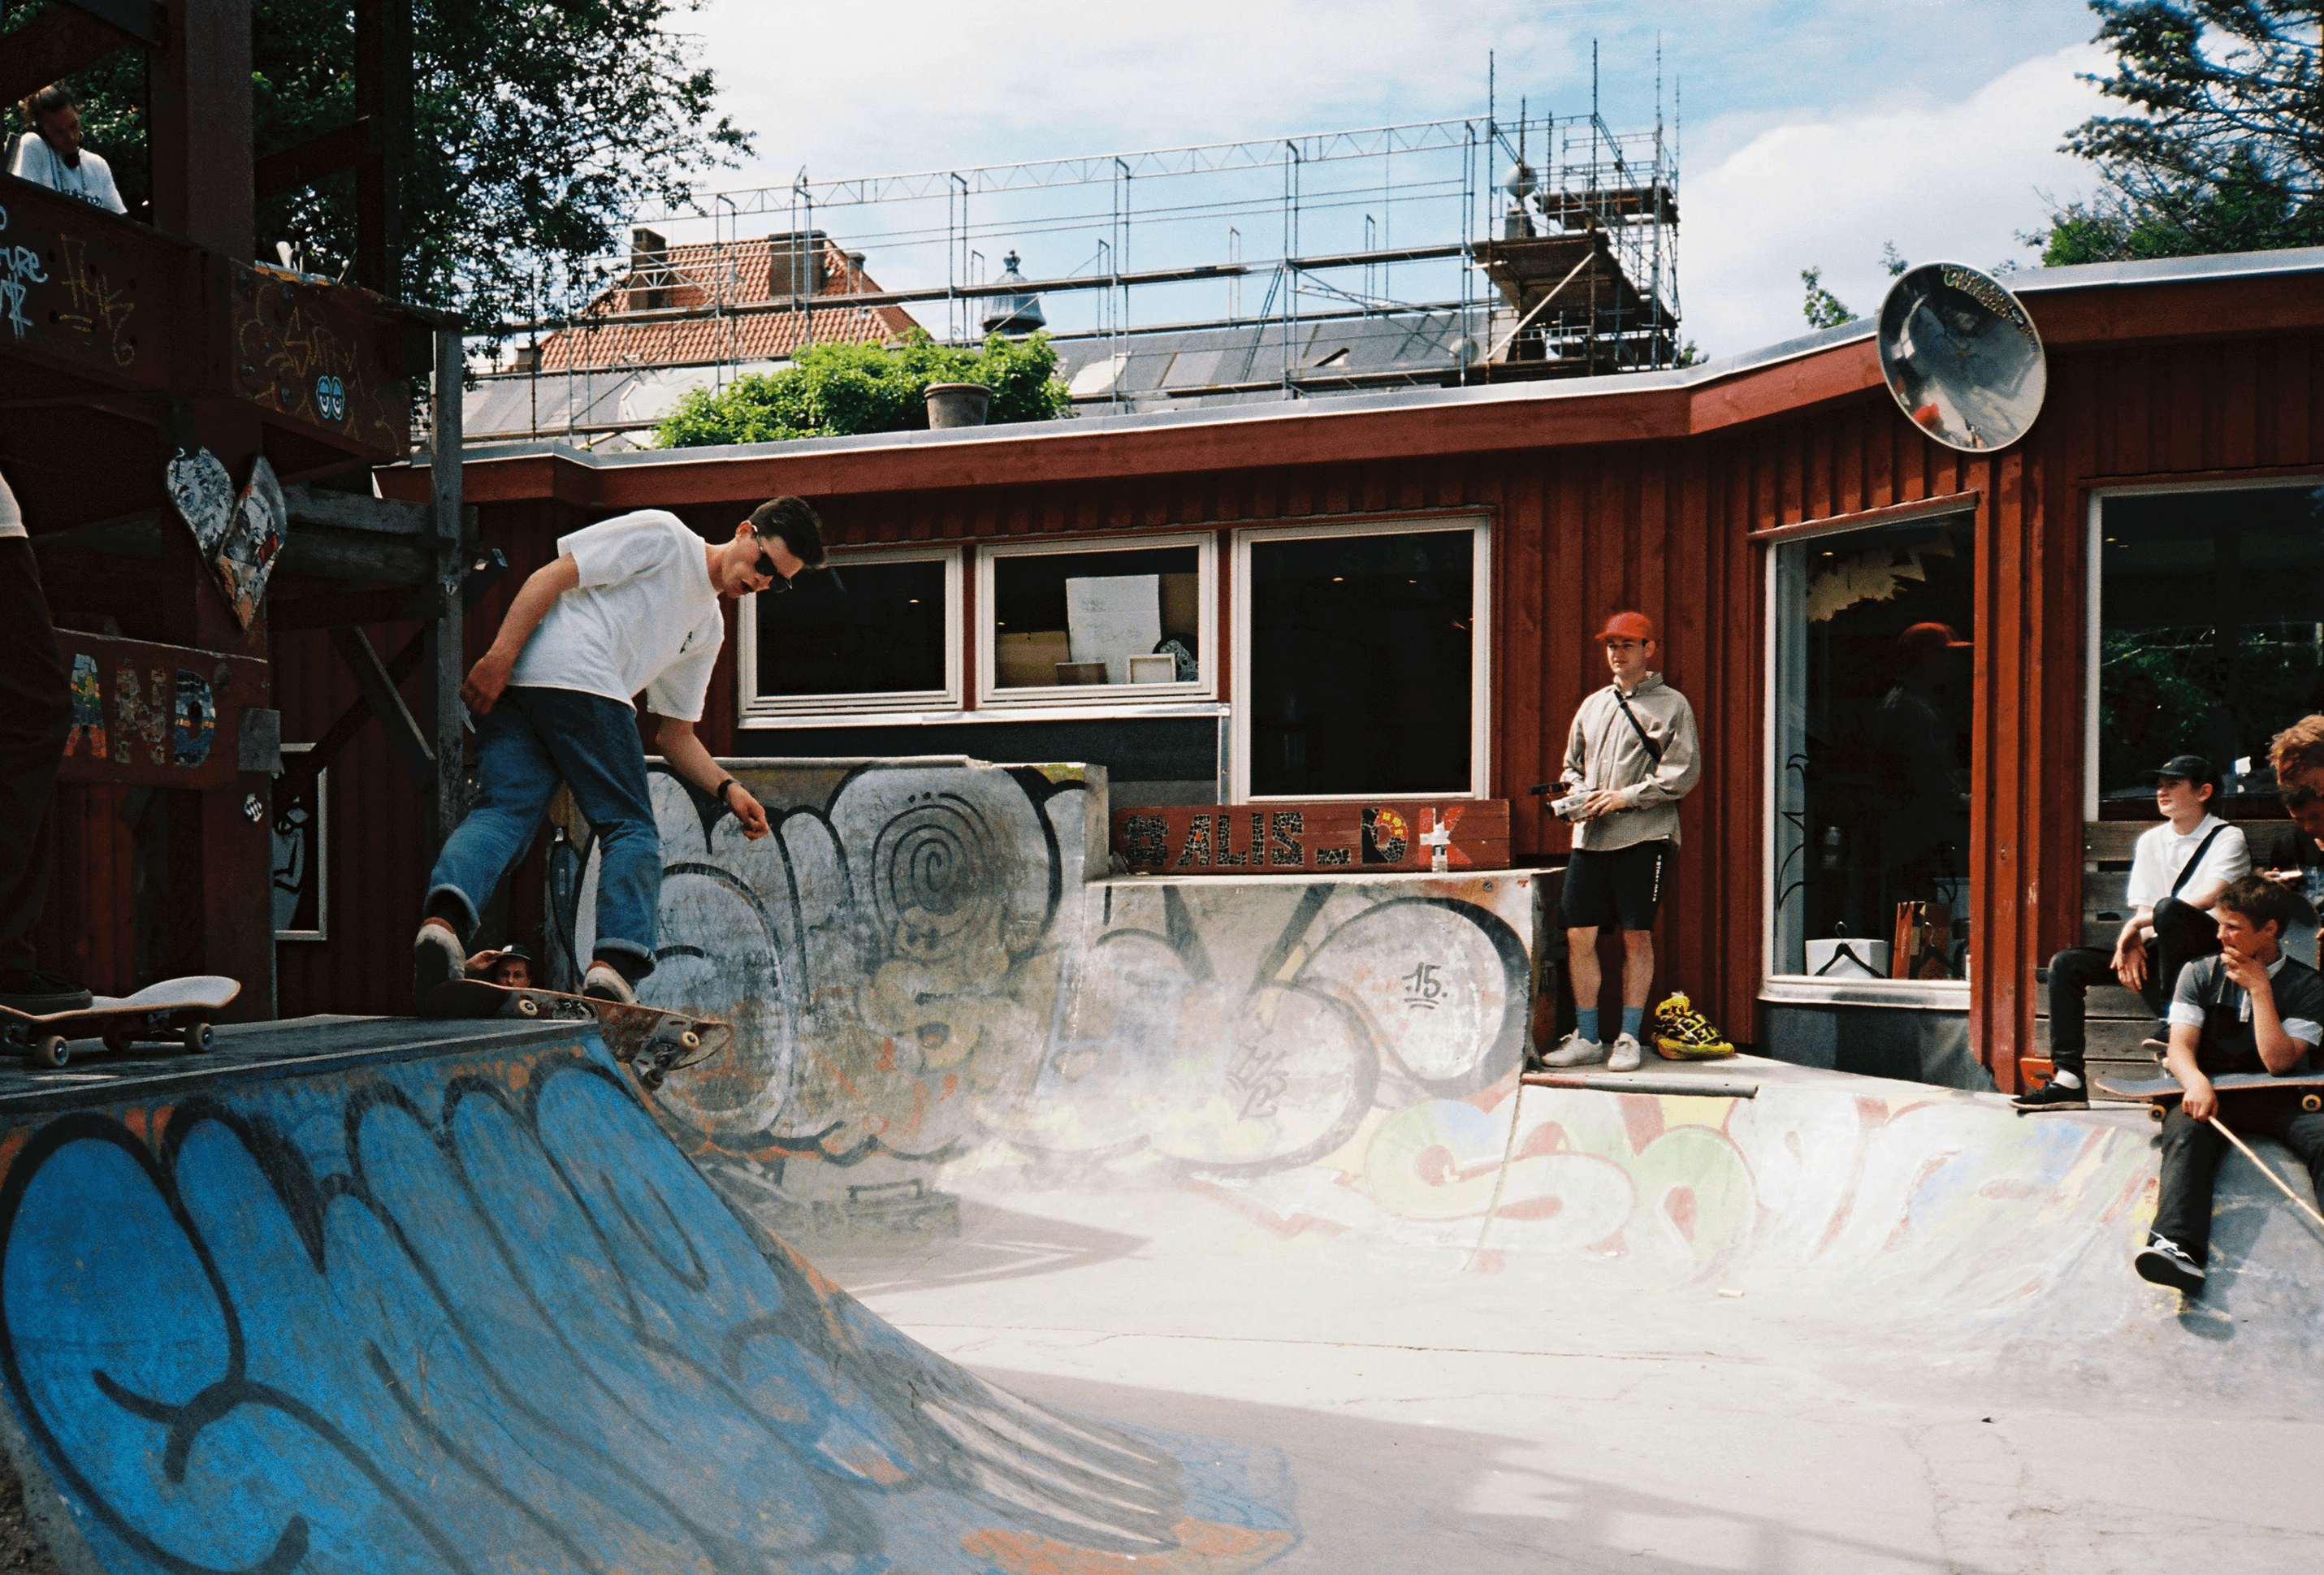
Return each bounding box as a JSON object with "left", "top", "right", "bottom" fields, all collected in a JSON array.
[
  {"left": 1798, "top": 245, "right": 1907, "bottom": 330},
  {"left": 2036, "top": 1, "right": 2324, "bottom": 266},
  {"left": 32, "top": 1, "right": 748, "bottom": 337},
  {"left": 655, "top": 331, "right": 1073, "bottom": 448}
]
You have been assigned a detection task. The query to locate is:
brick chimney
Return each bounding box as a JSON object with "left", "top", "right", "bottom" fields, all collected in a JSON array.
[{"left": 627, "top": 228, "right": 671, "bottom": 313}]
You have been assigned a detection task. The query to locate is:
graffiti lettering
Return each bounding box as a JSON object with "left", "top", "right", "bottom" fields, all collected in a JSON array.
[
  {"left": 1401, "top": 960, "right": 1444, "bottom": 1010},
  {"left": 54, "top": 233, "right": 134, "bottom": 366},
  {"left": 0, "top": 206, "right": 45, "bottom": 341}
]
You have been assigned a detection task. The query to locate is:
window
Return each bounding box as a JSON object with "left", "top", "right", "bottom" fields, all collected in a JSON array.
[
  {"left": 1233, "top": 518, "right": 1490, "bottom": 798},
  {"left": 739, "top": 545, "right": 961, "bottom": 720},
  {"left": 976, "top": 534, "right": 1215, "bottom": 707},
  {"left": 1768, "top": 510, "right": 1975, "bottom": 984},
  {"left": 2090, "top": 483, "right": 2324, "bottom": 814}
]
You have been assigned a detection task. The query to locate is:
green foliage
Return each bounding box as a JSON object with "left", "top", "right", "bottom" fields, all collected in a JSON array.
[
  {"left": 19, "top": 1, "right": 748, "bottom": 338},
  {"left": 655, "top": 331, "right": 1072, "bottom": 448},
  {"left": 1881, "top": 241, "right": 1909, "bottom": 278},
  {"left": 2032, "top": 1, "right": 2324, "bottom": 264},
  {"left": 1799, "top": 266, "right": 1855, "bottom": 330}
]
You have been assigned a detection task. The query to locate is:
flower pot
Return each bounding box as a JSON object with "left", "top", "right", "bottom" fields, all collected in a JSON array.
[{"left": 924, "top": 383, "right": 990, "bottom": 429}]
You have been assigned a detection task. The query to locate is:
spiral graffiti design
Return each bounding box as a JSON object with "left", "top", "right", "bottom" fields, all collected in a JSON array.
[{"left": 870, "top": 794, "right": 996, "bottom": 959}]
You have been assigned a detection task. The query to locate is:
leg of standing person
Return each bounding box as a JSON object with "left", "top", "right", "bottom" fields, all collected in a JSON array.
[
  {"left": 413, "top": 694, "right": 565, "bottom": 1008},
  {"left": 1547, "top": 849, "right": 1612, "bottom": 1067},
  {"left": 0, "top": 539, "right": 86, "bottom": 1011},
  {"left": 1605, "top": 842, "right": 1668, "bottom": 1071},
  {"left": 526, "top": 687, "right": 663, "bottom": 1000}
]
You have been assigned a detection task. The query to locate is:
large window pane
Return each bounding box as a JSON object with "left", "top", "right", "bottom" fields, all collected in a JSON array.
[
  {"left": 757, "top": 558, "right": 947, "bottom": 697},
  {"left": 1248, "top": 529, "right": 1474, "bottom": 795},
  {"left": 2097, "top": 487, "right": 2324, "bottom": 809},
  {"left": 1772, "top": 514, "right": 1975, "bottom": 978},
  {"left": 992, "top": 544, "right": 1201, "bottom": 688}
]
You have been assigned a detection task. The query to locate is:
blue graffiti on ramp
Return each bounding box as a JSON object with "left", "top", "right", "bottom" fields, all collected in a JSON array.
[{"left": 0, "top": 1047, "right": 1296, "bottom": 1573}]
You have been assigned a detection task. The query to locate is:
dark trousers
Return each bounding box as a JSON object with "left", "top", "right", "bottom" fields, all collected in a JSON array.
[
  {"left": 2153, "top": 1100, "right": 2324, "bottom": 1265},
  {"left": 0, "top": 541, "right": 70, "bottom": 973},
  {"left": 2044, "top": 896, "right": 2220, "bottom": 1076}
]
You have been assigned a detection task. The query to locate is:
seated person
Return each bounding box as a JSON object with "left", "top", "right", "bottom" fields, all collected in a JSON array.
[
  {"left": 2256, "top": 782, "right": 2324, "bottom": 963},
  {"left": 2020, "top": 755, "right": 2249, "bottom": 1111},
  {"left": 8, "top": 86, "right": 125, "bottom": 214},
  {"left": 2135, "top": 874, "right": 2324, "bottom": 1295},
  {"left": 467, "top": 944, "right": 534, "bottom": 990}
]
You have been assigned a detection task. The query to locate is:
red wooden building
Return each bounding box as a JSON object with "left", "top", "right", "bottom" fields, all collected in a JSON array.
[{"left": 342, "top": 248, "right": 2324, "bottom": 1091}]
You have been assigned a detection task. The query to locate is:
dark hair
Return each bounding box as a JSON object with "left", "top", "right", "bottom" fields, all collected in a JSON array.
[
  {"left": 748, "top": 495, "right": 825, "bottom": 569},
  {"left": 2217, "top": 874, "right": 2303, "bottom": 937},
  {"left": 23, "top": 84, "right": 76, "bottom": 130},
  {"left": 2287, "top": 782, "right": 2322, "bottom": 812}
]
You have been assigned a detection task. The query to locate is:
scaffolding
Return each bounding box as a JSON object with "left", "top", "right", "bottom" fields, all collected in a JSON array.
[{"left": 465, "top": 67, "right": 1679, "bottom": 441}]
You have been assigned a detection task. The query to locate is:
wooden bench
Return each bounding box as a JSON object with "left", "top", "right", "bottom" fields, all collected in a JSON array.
[{"left": 2031, "top": 818, "right": 2306, "bottom": 1097}]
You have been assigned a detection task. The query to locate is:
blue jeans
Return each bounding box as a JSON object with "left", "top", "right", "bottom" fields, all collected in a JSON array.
[{"left": 426, "top": 686, "right": 660, "bottom": 980}]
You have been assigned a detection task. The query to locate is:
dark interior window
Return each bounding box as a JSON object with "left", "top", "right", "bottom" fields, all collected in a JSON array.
[
  {"left": 1248, "top": 530, "right": 1474, "bottom": 794},
  {"left": 756, "top": 558, "right": 948, "bottom": 697},
  {"left": 992, "top": 545, "right": 1201, "bottom": 688}
]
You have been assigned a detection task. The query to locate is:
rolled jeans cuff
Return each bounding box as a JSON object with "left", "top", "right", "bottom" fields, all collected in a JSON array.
[
  {"left": 425, "top": 884, "right": 479, "bottom": 943},
  {"left": 590, "top": 937, "right": 656, "bottom": 982}
]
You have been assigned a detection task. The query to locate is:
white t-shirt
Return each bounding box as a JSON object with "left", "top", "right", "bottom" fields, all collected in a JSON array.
[
  {"left": 9, "top": 136, "right": 126, "bottom": 214},
  {"left": 509, "top": 510, "right": 722, "bottom": 721},
  {"left": 0, "top": 465, "right": 22, "bottom": 541},
  {"left": 2126, "top": 812, "right": 2250, "bottom": 910}
]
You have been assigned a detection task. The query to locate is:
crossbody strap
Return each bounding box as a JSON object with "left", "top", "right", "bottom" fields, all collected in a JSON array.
[
  {"left": 2169, "top": 824, "right": 2227, "bottom": 899},
  {"left": 1610, "top": 687, "right": 1664, "bottom": 768}
]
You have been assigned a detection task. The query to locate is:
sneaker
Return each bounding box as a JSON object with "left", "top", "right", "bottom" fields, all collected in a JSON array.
[
  {"left": 1606, "top": 1032, "right": 1644, "bottom": 1072},
  {"left": 2012, "top": 1074, "right": 2088, "bottom": 1112},
  {"left": 411, "top": 921, "right": 465, "bottom": 1013},
  {"left": 582, "top": 962, "right": 637, "bottom": 1007},
  {"left": 0, "top": 970, "right": 93, "bottom": 1015},
  {"left": 1539, "top": 1032, "right": 1607, "bottom": 1068},
  {"left": 2135, "top": 1235, "right": 2206, "bottom": 1296},
  {"left": 1653, "top": 992, "right": 1736, "bottom": 1059}
]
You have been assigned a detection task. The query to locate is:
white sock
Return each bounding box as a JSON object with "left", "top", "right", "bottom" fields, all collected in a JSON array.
[{"left": 2050, "top": 1070, "right": 2083, "bottom": 1089}]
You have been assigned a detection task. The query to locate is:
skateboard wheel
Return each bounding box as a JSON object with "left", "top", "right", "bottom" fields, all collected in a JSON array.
[
  {"left": 102, "top": 1027, "right": 136, "bottom": 1055},
  {"left": 30, "top": 1035, "right": 67, "bottom": 1069},
  {"left": 678, "top": 1030, "right": 699, "bottom": 1052},
  {"left": 514, "top": 997, "right": 539, "bottom": 1018},
  {"left": 183, "top": 1022, "right": 214, "bottom": 1054},
  {"left": 640, "top": 1067, "right": 665, "bottom": 1091},
  {"left": 2149, "top": 1105, "right": 2166, "bottom": 1123},
  {"left": 2305, "top": 1093, "right": 2322, "bottom": 1114}
]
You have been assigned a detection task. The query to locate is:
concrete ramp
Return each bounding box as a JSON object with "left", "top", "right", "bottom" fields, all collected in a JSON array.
[{"left": 0, "top": 1021, "right": 1296, "bottom": 1573}]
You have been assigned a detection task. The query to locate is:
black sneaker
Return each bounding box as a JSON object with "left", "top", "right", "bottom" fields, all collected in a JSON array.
[
  {"left": 2135, "top": 1235, "right": 2206, "bottom": 1296},
  {"left": 0, "top": 970, "right": 93, "bottom": 1015},
  {"left": 2013, "top": 1075, "right": 2088, "bottom": 1112}
]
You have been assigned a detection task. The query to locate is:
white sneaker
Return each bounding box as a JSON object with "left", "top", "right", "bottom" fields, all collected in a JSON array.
[
  {"left": 411, "top": 920, "right": 465, "bottom": 1013},
  {"left": 582, "top": 962, "right": 637, "bottom": 1006},
  {"left": 1606, "top": 1032, "right": 1644, "bottom": 1072},
  {"left": 1539, "top": 1032, "right": 1607, "bottom": 1068}
]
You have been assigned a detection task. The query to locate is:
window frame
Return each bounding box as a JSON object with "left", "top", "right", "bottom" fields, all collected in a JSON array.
[
  {"left": 1759, "top": 501, "right": 1977, "bottom": 1006},
  {"left": 973, "top": 531, "right": 1219, "bottom": 712},
  {"left": 1228, "top": 513, "right": 1492, "bottom": 803},
  {"left": 736, "top": 542, "right": 964, "bottom": 726}
]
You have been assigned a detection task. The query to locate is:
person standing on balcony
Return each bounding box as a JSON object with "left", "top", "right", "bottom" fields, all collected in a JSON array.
[
  {"left": 9, "top": 87, "right": 126, "bottom": 214},
  {"left": 1541, "top": 612, "right": 1703, "bottom": 1072}
]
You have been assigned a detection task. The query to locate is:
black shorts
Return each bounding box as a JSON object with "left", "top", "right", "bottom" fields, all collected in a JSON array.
[{"left": 1562, "top": 841, "right": 1671, "bottom": 932}]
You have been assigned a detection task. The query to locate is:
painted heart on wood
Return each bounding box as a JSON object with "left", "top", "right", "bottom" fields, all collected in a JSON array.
[
  {"left": 210, "top": 454, "right": 287, "bottom": 629},
  {"left": 165, "top": 446, "right": 235, "bottom": 557}
]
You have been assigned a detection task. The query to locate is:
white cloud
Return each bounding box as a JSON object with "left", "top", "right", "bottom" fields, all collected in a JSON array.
[{"left": 1680, "top": 43, "right": 2111, "bottom": 358}]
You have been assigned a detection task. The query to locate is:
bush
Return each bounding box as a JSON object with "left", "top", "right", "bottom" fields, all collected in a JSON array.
[{"left": 656, "top": 330, "right": 1071, "bottom": 448}]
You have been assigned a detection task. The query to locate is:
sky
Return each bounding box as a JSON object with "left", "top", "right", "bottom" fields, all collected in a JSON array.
[{"left": 673, "top": 0, "right": 2120, "bottom": 360}]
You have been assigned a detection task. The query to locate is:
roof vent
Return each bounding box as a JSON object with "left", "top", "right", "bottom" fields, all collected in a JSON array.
[{"left": 981, "top": 250, "right": 1046, "bottom": 335}]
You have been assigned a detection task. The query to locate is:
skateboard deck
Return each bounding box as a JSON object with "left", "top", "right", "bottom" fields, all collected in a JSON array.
[
  {"left": 0, "top": 976, "right": 240, "bottom": 1068},
  {"left": 2095, "top": 1067, "right": 2324, "bottom": 1120},
  {"left": 422, "top": 979, "right": 730, "bottom": 1089}
]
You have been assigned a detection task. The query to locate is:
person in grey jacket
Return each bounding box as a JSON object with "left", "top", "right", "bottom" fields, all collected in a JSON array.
[{"left": 1541, "top": 611, "right": 1703, "bottom": 1071}]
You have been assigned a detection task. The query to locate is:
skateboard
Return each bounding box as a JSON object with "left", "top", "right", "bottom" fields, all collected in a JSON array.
[
  {"left": 2095, "top": 1067, "right": 2324, "bottom": 1123},
  {"left": 421, "top": 979, "right": 730, "bottom": 1090},
  {"left": 0, "top": 976, "right": 240, "bottom": 1068}
]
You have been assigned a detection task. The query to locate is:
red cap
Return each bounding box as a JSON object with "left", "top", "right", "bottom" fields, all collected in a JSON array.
[
  {"left": 1898, "top": 621, "right": 1971, "bottom": 656},
  {"left": 1594, "top": 611, "right": 1657, "bottom": 644}
]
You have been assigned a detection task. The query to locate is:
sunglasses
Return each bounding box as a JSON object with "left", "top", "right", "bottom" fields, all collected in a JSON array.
[{"left": 753, "top": 535, "right": 794, "bottom": 590}]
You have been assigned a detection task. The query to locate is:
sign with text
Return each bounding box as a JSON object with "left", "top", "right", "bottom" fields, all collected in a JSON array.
[
  {"left": 52, "top": 631, "right": 270, "bottom": 790},
  {"left": 1111, "top": 800, "right": 1510, "bottom": 874}
]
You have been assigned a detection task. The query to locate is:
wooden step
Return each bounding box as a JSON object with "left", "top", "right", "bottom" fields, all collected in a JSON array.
[{"left": 2032, "top": 1015, "right": 2163, "bottom": 1061}]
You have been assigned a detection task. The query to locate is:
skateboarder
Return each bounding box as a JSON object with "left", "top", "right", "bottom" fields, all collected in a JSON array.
[
  {"left": 412, "top": 498, "right": 824, "bottom": 1010},
  {"left": 0, "top": 463, "right": 90, "bottom": 1014},
  {"left": 2134, "top": 874, "right": 2324, "bottom": 1295},
  {"left": 1540, "top": 611, "right": 1702, "bottom": 1072},
  {"left": 2019, "top": 755, "right": 2248, "bottom": 1111}
]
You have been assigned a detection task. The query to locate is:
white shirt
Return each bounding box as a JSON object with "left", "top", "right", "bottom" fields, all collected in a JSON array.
[
  {"left": 9, "top": 136, "right": 126, "bottom": 214},
  {"left": 508, "top": 510, "right": 722, "bottom": 721},
  {"left": 2126, "top": 812, "right": 2250, "bottom": 911},
  {"left": 0, "top": 465, "right": 21, "bottom": 541}
]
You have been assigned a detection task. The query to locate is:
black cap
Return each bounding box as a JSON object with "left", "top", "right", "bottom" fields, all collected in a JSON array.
[
  {"left": 2140, "top": 754, "right": 2220, "bottom": 793},
  {"left": 491, "top": 943, "right": 533, "bottom": 962}
]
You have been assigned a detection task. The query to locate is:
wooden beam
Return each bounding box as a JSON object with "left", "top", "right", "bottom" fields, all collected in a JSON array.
[
  {"left": 253, "top": 116, "right": 374, "bottom": 201},
  {"left": 0, "top": 3, "right": 143, "bottom": 109},
  {"left": 268, "top": 585, "right": 435, "bottom": 630},
  {"left": 288, "top": 549, "right": 504, "bottom": 775},
  {"left": 64, "top": 0, "right": 162, "bottom": 46},
  {"left": 280, "top": 482, "right": 432, "bottom": 536},
  {"left": 328, "top": 625, "right": 433, "bottom": 790}
]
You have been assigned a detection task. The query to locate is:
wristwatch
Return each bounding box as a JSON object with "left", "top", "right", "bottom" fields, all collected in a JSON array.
[{"left": 713, "top": 777, "right": 739, "bottom": 807}]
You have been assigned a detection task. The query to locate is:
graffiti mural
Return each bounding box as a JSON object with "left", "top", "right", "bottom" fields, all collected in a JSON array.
[
  {"left": 0, "top": 1041, "right": 1297, "bottom": 1572},
  {"left": 561, "top": 763, "right": 1536, "bottom": 1209}
]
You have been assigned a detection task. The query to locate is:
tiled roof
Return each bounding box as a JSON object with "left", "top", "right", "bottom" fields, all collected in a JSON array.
[{"left": 537, "top": 234, "right": 924, "bottom": 371}]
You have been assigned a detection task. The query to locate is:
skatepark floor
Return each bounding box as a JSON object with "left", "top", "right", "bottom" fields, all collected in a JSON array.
[{"left": 803, "top": 1054, "right": 2324, "bottom": 1573}]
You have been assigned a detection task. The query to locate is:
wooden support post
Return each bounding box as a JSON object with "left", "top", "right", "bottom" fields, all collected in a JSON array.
[
  {"left": 426, "top": 326, "right": 466, "bottom": 854},
  {"left": 352, "top": 0, "right": 412, "bottom": 294},
  {"left": 327, "top": 626, "right": 433, "bottom": 791},
  {"left": 147, "top": 0, "right": 252, "bottom": 259}
]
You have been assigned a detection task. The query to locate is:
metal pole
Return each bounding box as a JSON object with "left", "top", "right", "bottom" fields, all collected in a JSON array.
[{"left": 426, "top": 325, "right": 465, "bottom": 856}]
